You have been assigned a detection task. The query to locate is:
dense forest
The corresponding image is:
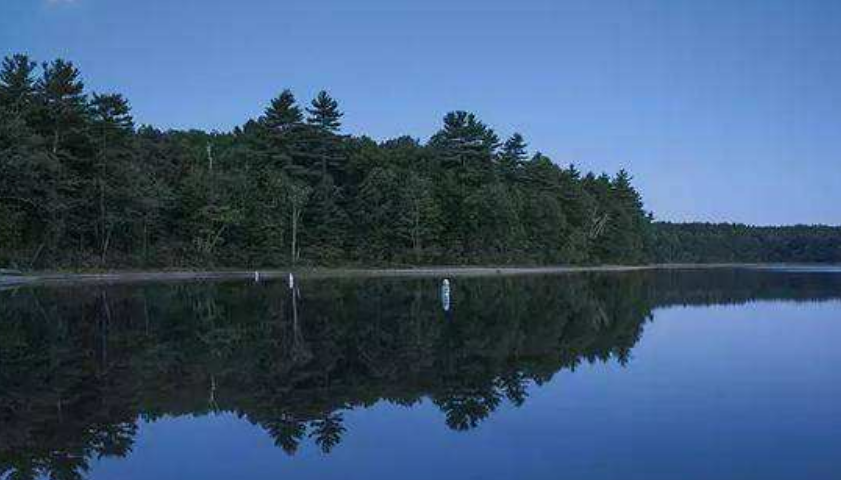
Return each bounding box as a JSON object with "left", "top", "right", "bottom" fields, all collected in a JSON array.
[
  {"left": 1, "top": 54, "right": 839, "bottom": 270},
  {"left": 0, "top": 54, "right": 650, "bottom": 269},
  {"left": 652, "top": 222, "right": 841, "bottom": 264}
]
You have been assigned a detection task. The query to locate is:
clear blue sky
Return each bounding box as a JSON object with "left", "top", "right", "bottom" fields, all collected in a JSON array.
[{"left": 2, "top": 0, "right": 839, "bottom": 225}]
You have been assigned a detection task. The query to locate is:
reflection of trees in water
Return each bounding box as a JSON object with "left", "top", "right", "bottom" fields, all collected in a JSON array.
[{"left": 1, "top": 269, "right": 840, "bottom": 479}]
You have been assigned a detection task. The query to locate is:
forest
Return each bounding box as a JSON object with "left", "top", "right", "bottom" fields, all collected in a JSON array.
[
  {"left": 1, "top": 54, "right": 838, "bottom": 270},
  {"left": 652, "top": 222, "right": 841, "bottom": 264},
  {"left": 0, "top": 54, "right": 651, "bottom": 269}
]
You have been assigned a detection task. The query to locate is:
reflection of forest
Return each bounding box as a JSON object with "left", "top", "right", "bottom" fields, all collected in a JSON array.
[{"left": 1, "top": 269, "right": 840, "bottom": 479}]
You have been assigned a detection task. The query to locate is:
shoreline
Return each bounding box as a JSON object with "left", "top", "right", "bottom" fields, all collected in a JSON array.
[{"left": 0, "top": 263, "right": 822, "bottom": 289}]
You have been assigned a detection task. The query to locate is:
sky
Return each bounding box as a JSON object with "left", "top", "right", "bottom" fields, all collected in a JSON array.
[{"left": 2, "top": 0, "right": 839, "bottom": 226}]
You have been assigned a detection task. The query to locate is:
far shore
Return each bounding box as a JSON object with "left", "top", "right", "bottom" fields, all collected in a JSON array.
[{"left": 1, "top": 263, "right": 828, "bottom": 290}]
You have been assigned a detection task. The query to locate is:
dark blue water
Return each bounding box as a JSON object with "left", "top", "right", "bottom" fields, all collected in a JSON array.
[{"left": 2, "top": 268, "right": 841, "bottom": 480}]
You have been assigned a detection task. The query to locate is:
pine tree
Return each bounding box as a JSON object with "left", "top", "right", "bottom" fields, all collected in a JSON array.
[
  {"left": 499, "top": 133, "right": 527, "bottom": 181},
  {"left": 610, "top": 169, "right": 649, "bottom": 262},
  {"left": 306, "top": 90, "right": 342, "bottom": 132},
  {"left": 0, "top": 54, "right": 44, "bottom": 262},
  {"left": 263, "top": 89, "right": 302, "bottom": 131},
  {"left": 517, "top": 153, "right": 572, "bottom": 261},
  {"left": 0, "top": 95, "right": 56, "bottom": 267},
  {"left": 35, "top": 59, "right": 88, "bottom": 155},
  {"left": 296, "top": 92, "right": 349, "bottom": 261},
  {"left": 0, "top": 54, "right": 37, "bottom": 113},
  {"left": 90, "top": 93, "right": 134, "bottom": 132},
  {"left": 430, "top": 111, "right": 499, "bottom": 157},
  {"left": 89, "top": 93, "right": 137, "bottom": 263},
  {"left": 429, "top": 112, "right": 503, "bottom": 256},
  {"left": 398, "top": 171, "right": 440, "bottom": 262},
  {"left": 501, "top": 133, "right": 527, "bottom": 162}
]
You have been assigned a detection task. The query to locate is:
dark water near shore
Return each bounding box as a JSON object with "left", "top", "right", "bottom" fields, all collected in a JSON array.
[{"left": 2, "top": 268, "right": 841, "bottom": 480}]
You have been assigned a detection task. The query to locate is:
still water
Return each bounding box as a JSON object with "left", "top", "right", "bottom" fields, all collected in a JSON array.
[{"left": 2, "top": 268, "right": 841, "bottom": 480}]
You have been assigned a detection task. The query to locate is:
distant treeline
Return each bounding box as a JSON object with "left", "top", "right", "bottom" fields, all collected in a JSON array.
[
  {"left": 0, "top": 54, "right": 649, "bottom": 269},
  {"left": 652, "top": 222, "right": 841, "bottom": 264}
]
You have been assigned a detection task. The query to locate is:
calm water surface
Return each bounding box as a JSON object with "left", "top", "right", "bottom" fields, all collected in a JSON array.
[{"left": 2, "top": 268, "right": 841, "bottom": 479}]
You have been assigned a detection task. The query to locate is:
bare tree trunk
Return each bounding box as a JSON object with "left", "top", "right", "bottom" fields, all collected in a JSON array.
[
  {"left": 29, "top": 240, "right": 45, "bottom": 270},
  {"left": 291, "top": 207, "right": 299, "bottom": 265},
  {"left": 206, "top": 224, "right": 228, "bottom": 257},
  {"left": 99, "top": 132, "right": 109, "bottom": 265},
  {"left": 99, "top": 178, "right": 106, "bottom": 260},
  {"left": 142, "top": 219, "right": 149, "bottom": 265},
  {"left": 101, "top": 226, "right": 112, "bottom": 264},
  {"left": 206, "top": 142, "right": 214, "bottom": 172},
  {"left": 412, "top": 205, "right": 421, "bottom": 263}
]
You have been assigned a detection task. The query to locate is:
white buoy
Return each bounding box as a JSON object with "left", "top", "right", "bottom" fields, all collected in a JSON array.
[
  {"left": 441, "top": 278, "right": 451, "bottom": 312},
  {"left": 254, "top": 271, "right": 260, "bottom": 283},
  {"left": 288, "top": 272, "right": 295, "bottom": 289}
]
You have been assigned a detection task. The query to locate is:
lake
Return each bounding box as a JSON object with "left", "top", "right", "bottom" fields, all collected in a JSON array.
[{"left": 2, "top": 268, "right": 841, "bottom": 480}]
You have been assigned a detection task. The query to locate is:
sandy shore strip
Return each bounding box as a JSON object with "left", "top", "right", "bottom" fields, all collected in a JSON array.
[{"left": 0, "top": 263, "right": 787, "bottom": 290}]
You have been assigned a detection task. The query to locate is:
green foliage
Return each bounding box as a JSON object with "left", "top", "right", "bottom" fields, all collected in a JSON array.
[
  {"left": 262, "top": 89, "right": 303, "bottom": 131},
  {"left": 499, "top": 132, "right": 527, "bottom": 181},
  {"left": 34, "top": 59, "right": 87, "bottom": 155},
  {"left": 652, "top": 223, "right": 841, "bottom": 263},
  {"left": 0, "top": 54, "right": 660, "bottom": 269},
  {"left": 354, "top": 167, "right": 441, "bottom": 263},
  {"left": 306, "top": 90, "right": 342, "bottom": 132},
  {"left": 0, "top": 54, "right": 37, "bottom": 112}
]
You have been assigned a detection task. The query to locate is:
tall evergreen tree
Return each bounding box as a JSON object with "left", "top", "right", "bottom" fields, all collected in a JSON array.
[
  {"left": 428, "top": 111, "right": 502, "bottom": 255},
  {"left": 90, "top": 93, "right": 134, "bottom": 132},
  {"left": 35, "top": 59, "right": 87, "bottom": 154},
  {"left": 430, "top": 111, "right": 499, "bottom": 159},
  {"left": 306, "top": 90, "right": 342, "bottom": 132},
  {"left": 263, "top": 89, "right": 302, "bottom": 131},
  {"left": 498, "top": 133, "right": 527, "bottom": 182},
  {"left": 0, "top": 97, "right": 56, "bottom": 268},
  {"left": 0, "top": 54, "right": 45, "bottom": 262},
  {"left": 0, "top": 54, "right": 37, "bottom": 114},
  {"left": 88, "top": 93, "right": 138, "bottom": 263},
  {"left": 500, "top": 133, "right": 527, "bottom": 163}
]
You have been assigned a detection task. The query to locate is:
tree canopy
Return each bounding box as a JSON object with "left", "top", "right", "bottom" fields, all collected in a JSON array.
[
  {"left": 3, "top": 53, "right": 835, "bottom": 270},
  {"left": 0, "top": 54, "right": 658, "bottom": 270}
]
